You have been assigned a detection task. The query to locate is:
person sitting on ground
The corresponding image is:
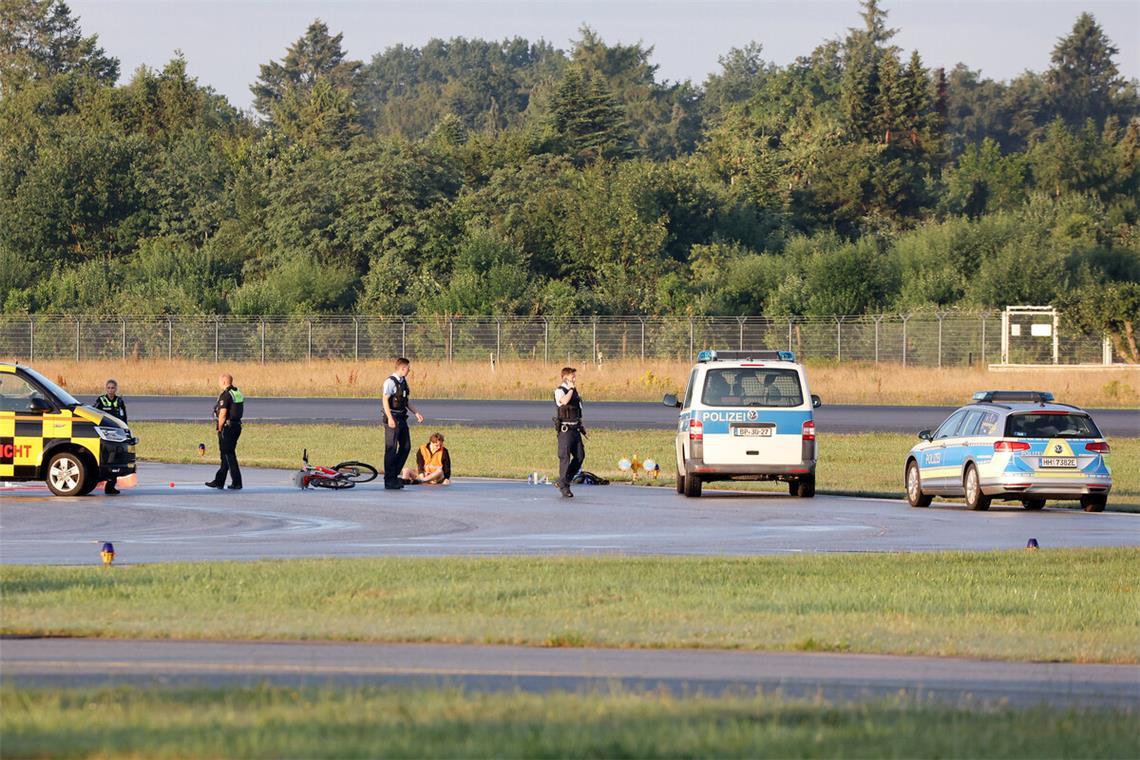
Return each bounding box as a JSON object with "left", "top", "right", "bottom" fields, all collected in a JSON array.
[{"left": 401, "top": 432, "right": 451, "bottom": 485}]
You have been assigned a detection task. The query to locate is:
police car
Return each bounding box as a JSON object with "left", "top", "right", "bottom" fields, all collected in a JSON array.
[
  {"left": 663, "top": 350, "right": 821, "bottom": 498},
  {"left": 0, "top": 363, "right": 137, "bottom": 496},
  {"left": 904, "top": 391, "right": 1112, "bottom": 512}
]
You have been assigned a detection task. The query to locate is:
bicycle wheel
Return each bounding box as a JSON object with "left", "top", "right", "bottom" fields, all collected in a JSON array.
[
  {"left": 333, "top": 461, "right": 379, "bottom": 483},
  {"left": 311, "top": 476, "right": 355, "bottom": 490}
]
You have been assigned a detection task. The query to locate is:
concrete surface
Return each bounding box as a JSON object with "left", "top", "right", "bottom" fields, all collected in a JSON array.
[{"left": 2, "top": 463, "right": 1137, "bottom": 565}]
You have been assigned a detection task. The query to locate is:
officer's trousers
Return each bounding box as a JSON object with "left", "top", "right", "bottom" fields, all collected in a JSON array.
[
  {"left": 214, "top": 422, "right": 242, "bottom": 487},
  {"left": 557, "top": 425, "right": 585, "bottom": 487},
  {"left": 384, "top": 417, "right": 411, "bottom": 486}
]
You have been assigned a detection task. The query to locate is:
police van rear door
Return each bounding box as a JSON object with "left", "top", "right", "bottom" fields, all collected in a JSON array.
[{"left": 697, "top": 365, "right": 809, "bottom": 466}]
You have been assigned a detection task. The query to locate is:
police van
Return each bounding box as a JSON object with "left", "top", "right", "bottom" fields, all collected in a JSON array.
[
  {"left": 0, "top": 362, "right": 137, "bottom": 496},
  {"left": 664, "top": 350, "right": 821, "bottom": 498}
]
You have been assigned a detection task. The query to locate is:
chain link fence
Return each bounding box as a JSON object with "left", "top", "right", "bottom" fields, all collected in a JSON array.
[{"left": 0, "top": 313, "right": 1116, "bottom": 366}]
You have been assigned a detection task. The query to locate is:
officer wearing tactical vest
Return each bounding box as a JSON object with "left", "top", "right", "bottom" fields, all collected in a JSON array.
[
  {"left": 92, "top": 379, "right": 127, "bottom": 495},
  {"left": 205, "top": 373, "right": 244, "bottom": 490},
  {"left": 554, "top": 366, "right": 586, "bottom": 498},
  {"left": 382, "top": 357, "right": 424, "bottom": 489}
]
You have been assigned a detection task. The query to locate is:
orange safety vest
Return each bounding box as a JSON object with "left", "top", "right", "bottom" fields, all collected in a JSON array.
[{"left": 419, "top": 444, "right": 446, "bottom": 477}]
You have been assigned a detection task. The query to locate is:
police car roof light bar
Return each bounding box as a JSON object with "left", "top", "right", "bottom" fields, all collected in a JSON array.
[
  {"left": 972, "top": 390, "right": 1055, "bottom": 404},
  {"left": 697, "top": 349, "right": 796, "bottom": 363}
]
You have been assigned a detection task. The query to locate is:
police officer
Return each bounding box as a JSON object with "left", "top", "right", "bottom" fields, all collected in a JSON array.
[
  {"left": 92, "top": 379, "right": 127, "bottom": 495},
  {"left": 205, "top": 373, "right": 243, "bottom": 490},
  {"left": 382, "top": 357, "right": 423, "bottom": 490},
  {"left": 554, "top": 366, "right": 585, "bottom": 498}
]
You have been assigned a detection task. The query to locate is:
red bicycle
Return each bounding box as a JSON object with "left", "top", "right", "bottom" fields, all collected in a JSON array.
[{"left": 294, "top": 449, "right": 378, "bottom": 489}]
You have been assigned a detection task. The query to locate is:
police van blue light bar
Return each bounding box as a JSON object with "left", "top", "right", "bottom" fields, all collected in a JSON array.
[
  {"left": 972, "top": 390, "right": 1054, "bottom": 404},
  {"left": 697, "top": 349, "right": 797, "bottom": 363}
]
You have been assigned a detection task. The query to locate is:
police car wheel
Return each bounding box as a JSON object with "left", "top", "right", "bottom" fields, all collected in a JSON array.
[
  {"left": 45, "top": 452, "right": 89, "bottom": 497},
  {"left": 683, "top": 473, "right": 702, "bottom": 497},
  {"left": 1080, "top": 495, "right": 1107, "bottom": 513},
  {"left": 1022, "top": 499, "right": 1046, "bottom": 511},
  {"left": 963, "top": 466, "right": 990, "bottom": 511},
  {"left": 906, "top": 462, "right": 932, "bottom": 508}
]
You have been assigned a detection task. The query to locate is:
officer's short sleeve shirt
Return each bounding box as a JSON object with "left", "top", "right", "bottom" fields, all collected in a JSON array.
[{"left": 383, "top": 377, "right": 398, "bottom": 398}]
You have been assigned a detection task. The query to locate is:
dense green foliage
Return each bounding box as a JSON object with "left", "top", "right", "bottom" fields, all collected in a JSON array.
[{"left": 2, "top": 1, "right": 1137, "bottom": 331}]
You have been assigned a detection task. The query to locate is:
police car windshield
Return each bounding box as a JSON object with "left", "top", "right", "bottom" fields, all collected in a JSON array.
[
  {"left": 701, "top": 368, "right": 803, "bottom": 408},
  {"left": 1005, "top": 412, "right": 1101, "bottom": 439},
  {"left": 21, "top": 366, "right": 81, "bottom": 407}
]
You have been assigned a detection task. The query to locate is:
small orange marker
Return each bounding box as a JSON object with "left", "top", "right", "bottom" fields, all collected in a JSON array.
[{"left": 169, "top": 482, "right": 175, "bottom": 488}]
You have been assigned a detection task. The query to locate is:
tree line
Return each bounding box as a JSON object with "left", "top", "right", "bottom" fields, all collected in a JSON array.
[{"left": 0, "top": 0, "right": 1137, "bottom": 356}]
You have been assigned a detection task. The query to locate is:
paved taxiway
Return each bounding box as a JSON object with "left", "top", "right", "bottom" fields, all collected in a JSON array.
[
  {"left": 122, "top": 396, "right": 1140, "bottom": 435},
  {"left": 2, "top": 463, "right": 1137, "bottom": 565},
  {"left": 4, "top": 638, "right": 1137, "bottom": 708}
]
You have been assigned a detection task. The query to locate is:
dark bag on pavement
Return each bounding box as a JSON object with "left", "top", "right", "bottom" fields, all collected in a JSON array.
[{"left": 571, "top": 470, "right": 609, "bottom": 485}]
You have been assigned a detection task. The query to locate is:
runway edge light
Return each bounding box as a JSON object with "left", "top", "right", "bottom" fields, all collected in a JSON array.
[
  {"left": 1026, "top": 538, "right": 1040, "bottom": 551},
  {"left": 100, "top": 542, "right": 115, "bottom": 565}
]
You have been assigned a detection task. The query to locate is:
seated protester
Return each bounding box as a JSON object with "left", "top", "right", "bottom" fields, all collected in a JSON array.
[{"left": 401, "top": 432, "right": 451, "bottom": 485}]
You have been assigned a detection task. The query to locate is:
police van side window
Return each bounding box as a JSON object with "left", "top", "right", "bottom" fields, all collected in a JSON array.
[
  {"left": 683, "top": 369, "right": 698, "bottom": 408},
  {"left": 0, "top": 375, "right": 44, "bottom": 412}
]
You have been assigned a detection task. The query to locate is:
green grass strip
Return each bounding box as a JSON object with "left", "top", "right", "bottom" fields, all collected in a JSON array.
[
  {"left": 4, "top": 685, "right": 1138, "bottom": 759},
  {"left": 4, "top": 550, "right": 1138, "bottom": 662},
  {"left": 132, "top": 423, "right": 1140, "bottom": 509}
]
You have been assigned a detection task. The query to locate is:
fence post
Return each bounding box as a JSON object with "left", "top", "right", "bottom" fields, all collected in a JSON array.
[
  {"left": 980, "top": 313, "right": 986, "bottom": 366},
  {"left": 787, "top": 319, "right": 793, "bottom": 352},
  {"left": 495, "top": 319, "right": 501, "bottom": 364},
  {"left": 353, "top": 317, "right": 359, "bottom": 361},
  {"left": 835, "top": 317, "right": 843, "bottom": 362},
  {"left": 689, "top": 318, "right": 694, "bottom": 361},
  {"left": 737, "top": 316, "right": 746, "bottom": 350},
  {"left": 448, "top": 318, "right": 454, "bottom": 363},
  {"left": 121, "top": 318, "right": 127, "bottom": 360},
  {"left": 214, "top": 318, "right": 219, "bottom": 363},
  {"left": 400, "top": 318, "right": 407, "bottom": 358},
  {"left": 260, "top": 319, "right": 266, "bottom": 364},
  {"left": 873, "top": 315, "right": 882, "bottom": 364},
  {"left": 28, "top": 318, "right": 34, "bottom": 360},
  {"left": 543, "top": 317, "right": 549, "bottom": 365},
  {"left": 639, "top": 318, "right": 645, "bottom": 361},
  {"left": 75, "top": 317, "right": 81, "bottom": 361},
  {"left": 592, "top": 318, "right": 598, "bottom": 363},
  {"left": 307, "top": 319, "right": 313, "bottom": 362},
  {"left": 901, "top": 315, "right": 910, "bottom": 368},
  {"left": 937, "top": 312, "right": 945, "bottom": 368},
  {"left": 167, "top": 317, "right": 172, "bottom": 360}
]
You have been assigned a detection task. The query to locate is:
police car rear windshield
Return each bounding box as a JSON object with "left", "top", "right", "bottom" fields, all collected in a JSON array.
[
  {"left": 1005, "top": 412, "right": 1101, "bottom": 439},
  {"left": 701, "top": 368, "right": 803, "bottom": 408},
  {"left": 21, "top": 366, "right": 80, "bottom": 408}
]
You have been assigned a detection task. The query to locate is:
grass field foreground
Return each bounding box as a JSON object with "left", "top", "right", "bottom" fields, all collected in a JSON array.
[
  {"left": 4, "top": 685, "right": 1137, "bottom": 759},
  {"left": 3, "top": 550, "right": 1138, "bottom": 662},
  {"left": 29, "top": 358, "right": 1140, "bottom": 407},
  {"left": 132, "top": 422, "right": 1140, "bottom": 509}
]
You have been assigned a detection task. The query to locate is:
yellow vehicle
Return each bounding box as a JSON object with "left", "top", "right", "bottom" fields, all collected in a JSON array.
[{"left": 1, "top": 363, "right": 136, "bottom": 496}]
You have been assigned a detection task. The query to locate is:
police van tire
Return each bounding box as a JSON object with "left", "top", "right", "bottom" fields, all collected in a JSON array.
[
  {"left": 45, "top": 451, "right": 88, "bottom": 497},
  {"left": 683, "top": 473, "right": 702, "bottom": 498},
  {"left": 676, "top": 471, "right": 684, "bottom": 494},
  {"left": 794, "top": 476, "right": 815, "bottom": 498}
]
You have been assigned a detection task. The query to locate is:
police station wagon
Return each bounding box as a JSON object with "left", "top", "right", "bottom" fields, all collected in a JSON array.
[
  {"left": 1, "top": 362, "right": 137, "bottom": 496},
  {"left": 663, "top": 350, "right": 821, "bottom": 498},
  {"left": 904, "top": 390, "right": 1112, "bottom": 512}
]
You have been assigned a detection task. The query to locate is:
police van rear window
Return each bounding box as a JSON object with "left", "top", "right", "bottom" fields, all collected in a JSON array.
[
  {"left": 1005, "top": 413, "right": 1101, "bottom": 439},
  {"left": 701, "top": 368, "right": 803, "bottom": 408}
]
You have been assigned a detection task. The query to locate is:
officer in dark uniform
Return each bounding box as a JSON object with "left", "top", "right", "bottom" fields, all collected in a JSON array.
[
  {"left": 92, "top": 379, "right": 127, "bottom": 495},
  {"left": 554, "top": 366, "right": 585, "bottom": 498},
  {"left": 382, "top": 357, "right": 423, "bottom": 489},
  {"left": 205, "top": 373, "right": 244, "bottom": 490}
]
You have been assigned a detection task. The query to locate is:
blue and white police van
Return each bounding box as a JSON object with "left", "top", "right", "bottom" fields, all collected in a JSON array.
[{"left": 664, "top": 350, "right": 821, "bottom": 498}]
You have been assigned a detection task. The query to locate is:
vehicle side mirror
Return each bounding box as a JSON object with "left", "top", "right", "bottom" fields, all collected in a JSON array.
[
  {"left": 811, "top": 394, "right": 822, "bottom": 409},
  {"left": 918, "top": 429, "right": 932, "bottom": 441},
  {"left": 28, "top": 397, "right": 52, "bottom": 412},
  {"left": 662, "top": 393, "right": 681, "bottom": 408}
]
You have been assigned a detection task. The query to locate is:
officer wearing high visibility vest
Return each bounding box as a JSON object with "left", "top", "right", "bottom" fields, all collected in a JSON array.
[
  {"left": 92, "top": 379, "right": 127, "bottom": 495},
  {"left": 554, "top": 366, "right": 586, "bottom": 498},
  {"left": 205, "top": 373, "right": 244, "bottom": 490},
  {"left": 382, "top": 357, "right": 424, "bottom": 489}
]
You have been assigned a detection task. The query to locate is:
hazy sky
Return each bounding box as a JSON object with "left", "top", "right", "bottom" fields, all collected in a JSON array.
[{"left": 68, "top": 0, "right": 1139, "bottom": 114}]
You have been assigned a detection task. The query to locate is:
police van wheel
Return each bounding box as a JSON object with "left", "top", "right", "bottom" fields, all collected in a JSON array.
[
  {"left": 45, "top": 452, "right": 88, "bottom": 496},
  {"left": 794, "top": 476, "right": 815, "bottom": 498},
  {"left": 1022, "top": 498, "right": 1046, "bottom": 511},
  {"left": 683, "top": 473, "right": 702, "bottom": 498},
  {"left": 675, "top": 471, "right": 684, "bottom": 494}
]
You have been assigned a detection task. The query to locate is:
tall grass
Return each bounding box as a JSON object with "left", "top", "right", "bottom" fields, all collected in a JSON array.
[{"left": 23, "top": 358, "right": 1140, "bottom": 406}]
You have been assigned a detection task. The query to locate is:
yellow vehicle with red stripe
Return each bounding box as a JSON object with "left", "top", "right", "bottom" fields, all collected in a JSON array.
[{"left": 1, "top": 363, "right": 136, "bottom": 496}]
